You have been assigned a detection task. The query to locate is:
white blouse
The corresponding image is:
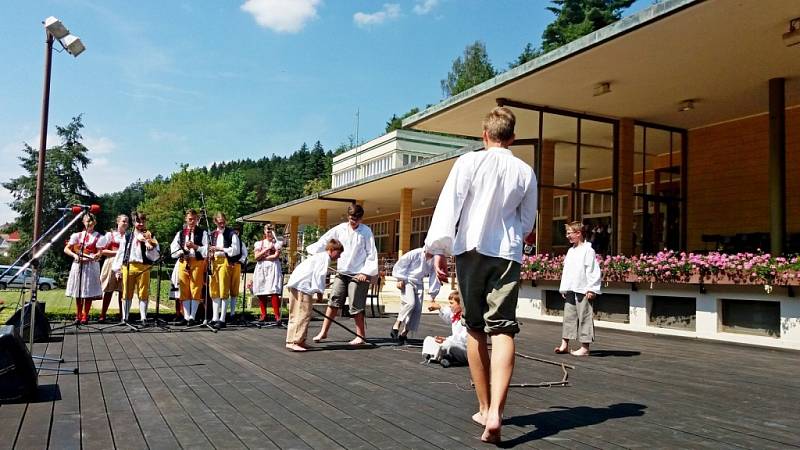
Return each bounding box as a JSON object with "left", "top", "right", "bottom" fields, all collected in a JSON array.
[
  {"left": 425, "top": 147, "right": 538, "bottom": 263},
  {"left": 559, "top": 241, "right": 602, "bottom": 295},
  {"left": 286, "top": 252, "right": 331, "bottom": 295},
  {"left": 306, "top": 222, "right": 378, "bottom": 276},
  {"left": 391, "top": 247, "right": 441, "bottom": 299}
]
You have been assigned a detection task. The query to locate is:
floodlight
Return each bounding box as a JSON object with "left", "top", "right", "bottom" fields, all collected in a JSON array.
[
  {"left": 62, "top": 35, "right": 85, "bottom": 57},
  {"left": 784, "top": 18, "right": 800, "bottom": 47},
  {"left": 44, "top": 16, "right": 69, "bottom": 39}
]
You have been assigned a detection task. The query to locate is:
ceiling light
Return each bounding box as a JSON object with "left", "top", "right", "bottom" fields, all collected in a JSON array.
[
  {"left": 420, "top": 199, "right": 427, "bottom": 207},
  {"left": 678, "top": 99, "right": 695, "bottom": 112},
  {"left": 784, "top": 18, "right": 800, "bottom": 47},
  {"left": 44, "top": 16, "right": 69, "bottom": 39},
  {"left": 593, "top": 82, "right": 611, "bottom": 97},
  {"left": 375, "top": 208, "right": 382, "bottom": 215}
]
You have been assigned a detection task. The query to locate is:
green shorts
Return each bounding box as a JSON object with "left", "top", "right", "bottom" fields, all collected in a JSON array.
[{"left": 455, "top": 250, "right": 521, "bottom": 335}]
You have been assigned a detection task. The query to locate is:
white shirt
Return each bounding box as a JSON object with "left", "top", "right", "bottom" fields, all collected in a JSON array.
[
  {"left": 169, "top": 228, "right": 208, "bottom": 260},
  {"left": 112, "top": 231, "right": 161, "bottom": 272},
  {"left": 211, "top": 228, "right": 241, "bottom": 258},
  {"left": 438, "top": 306, "right": 467, "bottom": 349},
  {"left": 286, "top": 252, "right": 331, "bottom": 295},
  {"left": 238, "top": 239, "right": 248, "bottom": 264},
  {"left": 425, "top": 147, "right": 538, "bottom": 263},
  {"left": 559, "top": 241, "right": 602, "bottom": 295},
  {"left": 391, "top": 247, "right": 441, "bottom": 299},
  {"left": 306, "top": 222, "right": 378, "bottom": 276}
]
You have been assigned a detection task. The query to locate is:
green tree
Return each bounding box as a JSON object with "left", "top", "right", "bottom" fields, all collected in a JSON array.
[
  {"left": 508, "top": 42, "right": 542, "bottom": 69},
  {"left": 2, "top": 115, "right": 96, "bottom": 275},
  {"left": 541, "top": 0, "right": 635, "bottom": 52},
  {"left": 385, "top": 107, "right": 420, "bottom": 133},
  {"left": 440, "top": 41, "right": 497, "bottom": 98},
  {"left": 97, "top": 181, "right": 145, "bottom": 232}
]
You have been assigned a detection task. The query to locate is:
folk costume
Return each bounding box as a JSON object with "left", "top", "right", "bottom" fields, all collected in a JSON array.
[
  {"left": 99, "top": 229, "right": 124, "bottom": 321},
  {"left": 227, "top": 237, "right": 248, "bottom": 320},
  {"left": 112, "top": 230, "right": 160, "bottom": 323},
  {"left": 285, "top": 251, "right": 331, "bottom": 347},
  {"left": 65, "top": 230, "right": 108, "bottom": 323},
  {"left": 169, "top": 226, "right": 208, "bottom": 323},
  {"left": 421, "top": 306, "right": 467, "bottom": 366},
  {"left": 208, "top": 226, "right": 241, "bottom": 327},
  {"left": 252, "top": 238, "right": 283, "bottom": 322},
  {"left": 392, "top": 247, "right": 441, "bottom": 338}
]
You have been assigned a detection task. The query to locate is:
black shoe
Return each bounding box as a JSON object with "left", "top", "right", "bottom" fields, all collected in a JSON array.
[
  {"left": 177, "top": 318, "right": 188, "bottom": 326},
  {"left": 187, "top": 319, "right": 196, "bottom": 326},
  {"left": 440, "top": 357, "right": 451, "bottom": 368},
  {"left": 209, "top": 320, "right": 218, "bottom": 327},
  {"left": 390, "top": 329, "right": 399, "bottom": 341},
  {"left": 215, "top": 322, "right": 226, "bottom": 329},
  {"left": 398, "top": 335, "right": 407, "bottom": 346}
]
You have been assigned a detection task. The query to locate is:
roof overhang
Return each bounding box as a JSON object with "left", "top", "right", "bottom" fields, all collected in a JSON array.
[
  {"left": 239, "top": 140, "right": 537, "bottom": 224},
  {"left": 403, "top": 0, "right": 800, "bottom": 137}
]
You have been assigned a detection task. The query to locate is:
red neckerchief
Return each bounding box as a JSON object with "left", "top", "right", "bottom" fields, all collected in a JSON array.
[{"left": 452, "top": 310, "right": 462, "bottom": 324}]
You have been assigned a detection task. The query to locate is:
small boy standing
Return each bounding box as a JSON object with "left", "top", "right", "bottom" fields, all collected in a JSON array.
[
  {"left": 423, "top": 291, "right": 467, "bottom": 367},
  {"left": 285, "top": 239, "right": 344, "bottom": 352}
]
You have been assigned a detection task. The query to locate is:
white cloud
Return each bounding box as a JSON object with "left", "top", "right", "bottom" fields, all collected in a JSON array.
[
  {"left": 241, "top": 0, "right": 321, "bottom": 33},
  {"left": 83, "top": 136, "right": 117, "bottom": 155},
  {"left": 413, "top": 0, "right": 439, "bottom": 15},
  {"left": 354, "top": 4, "right": 401, "bottom": 28}
]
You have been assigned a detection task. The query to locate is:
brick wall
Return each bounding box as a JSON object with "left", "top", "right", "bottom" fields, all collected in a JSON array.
[{"left": 687, "top": 107, "right": 799, "bottom": 251}]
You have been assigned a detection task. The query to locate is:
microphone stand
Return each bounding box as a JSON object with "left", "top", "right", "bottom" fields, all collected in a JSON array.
[
  {"left": 142, "top": 250, "right": 171, "bottom": 331},
  {"left": 182, "top": 192, "right": 217, "bottom": 333},
  {"left": 97, "top": 228, "right": 139, "bottom": 332},
  {"left": 15, "top": 210, "right": 87, "bottom": 374}
]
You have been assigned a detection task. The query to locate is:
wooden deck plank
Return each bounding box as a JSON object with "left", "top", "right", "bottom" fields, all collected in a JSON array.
[{"left": 78, "top": 333, "right": 115, "bottom": 450}]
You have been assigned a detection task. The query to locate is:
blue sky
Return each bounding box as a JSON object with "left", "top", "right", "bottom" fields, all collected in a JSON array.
[{"left": 1, "top": 0, "right": 650, "bottom": 224}]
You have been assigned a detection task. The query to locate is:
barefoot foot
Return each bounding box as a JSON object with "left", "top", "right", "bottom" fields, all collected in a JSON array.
[
  {"left": 312, "top": 333, "right": 327, "bottom": 343},
  {"left": 287, "top": 343, "right": 308, "bottom": 352},
  {"left": 348, "top": 337, "right": 366, "bottom": 346},
  {"left": 481, "top": 413, "right": 502, "bottom": 444},
  {"left": 570, "top": 348, "right": 590, "bottom": 356},
  {"left": 471, "top": 411, "right": 486, "bottom": 427}
]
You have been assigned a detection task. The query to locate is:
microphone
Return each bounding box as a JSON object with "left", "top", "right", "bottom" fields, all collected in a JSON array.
[{"left": 58, "top": 204, "right": 101, "bottom": 214}]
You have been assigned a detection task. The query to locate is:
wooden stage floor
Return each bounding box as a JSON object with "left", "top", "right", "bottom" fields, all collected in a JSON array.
[{"left": 1, "top": 315, "right": 798, "bottom": 449}]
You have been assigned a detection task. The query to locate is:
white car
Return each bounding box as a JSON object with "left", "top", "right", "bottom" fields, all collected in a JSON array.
[{"left": 0, "top": 265, "right": 57, "bottom": 290}]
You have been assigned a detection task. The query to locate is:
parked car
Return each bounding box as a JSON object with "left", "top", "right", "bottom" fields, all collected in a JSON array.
[{"left": 0, "top": 265, "right": 57, "bottom": 290}]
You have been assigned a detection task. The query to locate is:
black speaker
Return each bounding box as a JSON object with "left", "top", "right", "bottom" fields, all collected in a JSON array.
[
  {"left": 5, "top": 302, "right": 50, "bottom": 343},
  {"left": 0, "top": 325, "right": 38, "bottom": 402}
]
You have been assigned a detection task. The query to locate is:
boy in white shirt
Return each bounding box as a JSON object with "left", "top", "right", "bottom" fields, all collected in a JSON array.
[
  {"left": 555, "top": 221, "right": 602, "bottom": 357},
  {"left": 423, "top": 291, "right": 467, "bottom": 367},
  {"left": 285, "top": 239, "right": 344, "bottom": 352},
  {"left": 391, "top": 247, "right": 441, "bottom": 344},
  {"left": 425, "top": 106, "right": 537, "bottom": 444}
]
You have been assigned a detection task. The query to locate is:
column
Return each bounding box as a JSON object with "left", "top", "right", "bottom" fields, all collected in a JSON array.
[
  {"left": 617, "top": 118, "right": 635, "bottom": 255},
  {"left": 289, "top": 216, "right": 299, "bottom": 270},
  {"left": 398, "top": 188, "right": 412, "bottom": 257},
  {"left": 537, "top": 140, "right": 555, "bottom": 253},
  {"left": 318, "top": 208, "right": 327, "bottom": 230},
  {"left": 769, "top": 78, "right": 786, "bottom": 256}
]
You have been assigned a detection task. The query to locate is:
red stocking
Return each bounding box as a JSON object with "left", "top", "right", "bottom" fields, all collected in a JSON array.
[
  {"left": 258, "top": 296, "right": 267, "bottom": 321},
  {"left": 82, "top": 299, "right": 92, "bottom": 322},
  {"left": 271, "top": 295, "right": 281, "bottom": 322},
  {"left": 75, "top": 299, "right": 84, "bottom": 321}
]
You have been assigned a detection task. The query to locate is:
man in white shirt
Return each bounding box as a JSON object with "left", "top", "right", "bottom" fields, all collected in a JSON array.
[
  {"left": 208, "top": 212, "right": 241, "bottom": 329},
  {"left": 113, "top": 212, "right": 161, "bottom": 324},
  {"left": 425, "top": 106, "right": 537, "bottom": 444},
  {"left": 306, "top": 204, "right": 378, "bottom": 346}
]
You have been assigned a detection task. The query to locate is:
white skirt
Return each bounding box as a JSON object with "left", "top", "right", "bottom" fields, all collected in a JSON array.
[
  {"left": 65, "top": 261, "right": 103, "bottom": 299},
  {"left": 252, "top": 260, "right": 282, "bottom": 295}
]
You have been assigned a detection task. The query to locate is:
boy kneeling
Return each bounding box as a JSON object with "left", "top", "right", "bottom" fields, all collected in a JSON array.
[{"left": 423, "top": 291, "right": 467, "bottom": 367}]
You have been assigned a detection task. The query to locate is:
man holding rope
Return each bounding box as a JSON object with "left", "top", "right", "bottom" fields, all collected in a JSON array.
[
  {"left": 425, "top": 106, "right": 538, "bottom": 444},
  {"left": 307, "top": 204, "right": 378, "bottom": 346}
]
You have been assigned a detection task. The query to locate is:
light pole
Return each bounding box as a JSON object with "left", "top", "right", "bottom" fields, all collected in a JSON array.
[{"left": 33, "top": 17, "right": 85, "bottom": 242}]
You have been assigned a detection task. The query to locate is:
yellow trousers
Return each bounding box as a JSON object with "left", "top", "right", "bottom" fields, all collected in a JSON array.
[
  {"left": 229, "top": 263, "right": 242, "bottom": 298},
  {"left": 178, "top": 258, "right": 206, "bottom": 301},
  {"left": 121, "top": 262, "right": 151, "bottom": 301},
  {"left": 210, "top": 255, "right": 233, "bottom": 299}
]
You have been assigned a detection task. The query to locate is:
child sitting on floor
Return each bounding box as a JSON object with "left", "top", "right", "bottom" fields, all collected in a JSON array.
[{"left": 422, "top": 291, "right": 467, "bottom": 367}]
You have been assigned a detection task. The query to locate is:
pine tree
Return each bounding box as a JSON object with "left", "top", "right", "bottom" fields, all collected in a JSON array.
[{"left": 440, "top": 41, "right": 497, "bottom": 98}]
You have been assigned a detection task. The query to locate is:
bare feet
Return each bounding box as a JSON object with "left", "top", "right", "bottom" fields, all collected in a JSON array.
[
  {"left": 312, "top": 333, "right": 326, "bottom": 343},
  {"left": 481, "top": 413, "right": 502, "bottom": 444},
  {"left": 286, "top": 343, "right": 308, "bottom": 352},
  {"left": 471, "top": 411, "right": 486, "bottom": 426},
  {"left": 554, "top": 345, "right": 569, "bottom": 354},
  {"left": 348, "top": 337, "right": 366, "bottom": 346},
  {"left": 570, "top": 347, "right": 590, "bottom": 356}
]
